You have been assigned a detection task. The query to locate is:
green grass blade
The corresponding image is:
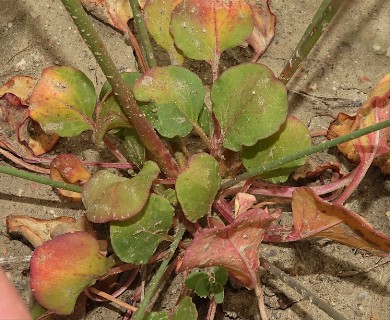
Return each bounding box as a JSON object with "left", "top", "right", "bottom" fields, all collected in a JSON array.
[
  {"left": 279, "top": 0, "right": 345, "bottom": 84},
  {"left": 221, "top": 119, "right": 390, "bottom": 189}
]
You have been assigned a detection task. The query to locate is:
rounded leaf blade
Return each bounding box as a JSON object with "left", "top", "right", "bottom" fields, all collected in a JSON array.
[
  {"left": 110, "top": 194, "right": 174, "bottom": 264},
  {"left": 82, "top": 161, "right": 160, "bottom": 222},
  {"left": 133, "top": 66, "right": 205, "bottom": 138},
  {"left": 171, "top": 0, "right": 254, "bottom": 62},
  {"left": 176, "top": 153, "right": 221, "bottom": 222},
  {"left": 143, "top": 0, "right": 184, "bottom": 64},
  {"left": 29, "top": 66, "right": 96, "bottom": 137},
  {"left": 212, "top": 63, "right": 287, "bottom": 151},
  {"left": 242, "top": 116, "right": 312, "bottom": 183},
  {"left": 30, "top": 232, "right": 107, "bottom": 315}
]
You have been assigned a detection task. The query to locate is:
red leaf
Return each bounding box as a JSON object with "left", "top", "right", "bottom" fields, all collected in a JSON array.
[
  {"left": 178, "top": 208, "right": 280, "bottom": 288},
  {"left": 291, "top": 187, "right": 390, "bottom": 255}
]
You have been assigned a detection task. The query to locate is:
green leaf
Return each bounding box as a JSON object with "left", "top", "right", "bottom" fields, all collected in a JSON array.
[
  {"left": 143, "top": 0, "right": 185, "bottom": 65},
  {"left": 214, "top": 266, "right": 228, "bottom": 285},
  {"left": 30, "top": 302, "right": 46, "bottom": 320},
  {"left": 82, "top": 161, "right": 160, "bottom": 223},
  {"left": 95, "top": 72, "right": 141, "bottom": 143},
  {"left": 30, "top": 232, "right": 108, "bottom": 315},
  {"left": 212, "top": 63, "right": 287, "bottom": 151},
  {"left": 172, "top": 297, "right": 198, "bottom": 320},
  {"left": 195, "top": 277, "right": 211, "bottom": 298},
  {"left": 171, "top": 0, "right": 254, "bottom": 63},
  {"left": 176, "top": 153, "right": 221, "bottom": 222},
  {"left": 95, "top": 95, "right": 132, "bottom": 143},
  {"left": 198, "top": 104, "right": 214, "bottom": 136},
  {"left": 29, "top": 66, "right": 96, "bottom": 137},
  {"left": 110, "top": 194, "right": 175, "bottom": 264},
  {"left": 161, "top": 188, "right": 177, "bottom": 205},
  {"left": 185, "top": 271, "right": 209, "bottom": 290},
  {"left": 121, "top": 128, "right": 145, "bottom": 167},
  {"left": 144, "top": 312, "right": 169, "bottom": 320},
  {"left": 99, "top": 72, "right": 141, "bottom": 99},
  {"left": 133, "top": 66, "right": 205, "bottom": 138},
  {"left": 213, "top": 283, "right": 225, "bottom": 304},
  {"left": 242, "top": 116, "right": 311, "bottom": 183}
]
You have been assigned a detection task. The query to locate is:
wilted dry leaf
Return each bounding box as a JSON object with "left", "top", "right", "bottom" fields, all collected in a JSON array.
[
  {"left": 246, "top": 0, "right": 276, "bottom": 61},
  {"left": 327, "top": 74, "right": 390, "bottom": 172},
  {"left": 50, "top": 154, "right": 91, "bottom": 201},
  {"left": 81, "top": 0, "right": 145, "bottom": 32},
  {"left": 0, "top": 76, "right": 36, "bottom": 104},
  {"left": 6, "top": 215, "right": 93, "bottom": 248}
]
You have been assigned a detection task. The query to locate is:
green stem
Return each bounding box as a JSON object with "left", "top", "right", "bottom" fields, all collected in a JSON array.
[
  {"left": 0, "top": 165, "right": 82, "bottom": 193},
  {"left": 132, "top": 225, "right": 185, "bottom": 319},
  {"left": 129, "top": 0, "right": 157, "bottom": 69},
  {"left": 221, "top": 119, "right": 390, "bottom": 189},
  {"left": 279, "top": 0, "right": 345, "bottom": 84},
  {"left": 60, "top": 0, "right": 178, "bottom": 178}
]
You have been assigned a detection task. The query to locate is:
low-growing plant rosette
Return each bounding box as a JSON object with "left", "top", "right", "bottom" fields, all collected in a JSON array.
[{"left": 1, "top": 0, "right": 389, "bottom": 319}]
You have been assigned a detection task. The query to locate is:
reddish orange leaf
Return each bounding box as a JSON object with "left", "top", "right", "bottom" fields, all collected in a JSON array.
[
  {"left": 291, "top": 187, "right": 390, "bottom": 256},
  {"left": 328, "top": 74, "right": 390, "bottom": 170},
  {"left": 21, "top": 120, "right": 59, "bottom": 156},
  {"left": 50, "top": 154, "right": 91, "bottom": 201},
  {"left": 327, "top": 76, "right": 389, "bottom": 202},
  {"left": 30, "top": 232, "right": 108, "bottom": 315},
  {"left": 178, "top": 208, "right": 280, "bottom": 288}
]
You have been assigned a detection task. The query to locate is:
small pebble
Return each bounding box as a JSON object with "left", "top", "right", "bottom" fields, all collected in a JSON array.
[{"left": 308, "top": 83, "right": 318, "bottom": 91}]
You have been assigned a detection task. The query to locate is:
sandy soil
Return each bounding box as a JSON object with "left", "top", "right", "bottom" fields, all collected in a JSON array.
[{"left": 0, "top": 0, "right": 389, "bottom": 319}]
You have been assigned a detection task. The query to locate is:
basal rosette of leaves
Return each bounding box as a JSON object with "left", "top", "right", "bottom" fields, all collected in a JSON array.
[{"left": 2, "top": 0, "right": 390, "bottom": 319}]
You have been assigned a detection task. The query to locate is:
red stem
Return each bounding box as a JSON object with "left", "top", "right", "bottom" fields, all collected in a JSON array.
[{"left": 213, "top": 198, "right": 234, "bottom": 223}]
